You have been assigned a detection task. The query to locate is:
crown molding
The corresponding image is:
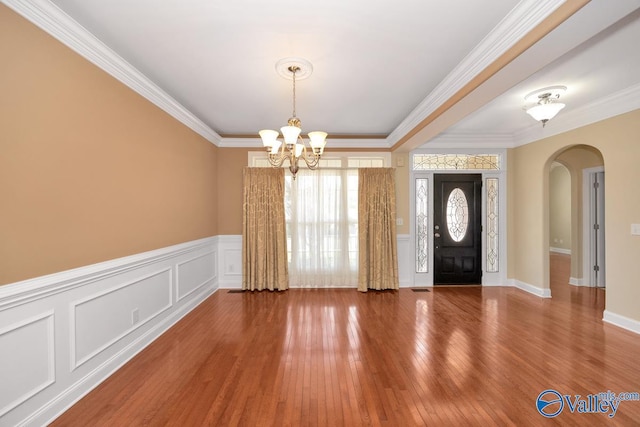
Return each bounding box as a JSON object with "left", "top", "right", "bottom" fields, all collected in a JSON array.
[
  {"left": 3, "top": 0, "right": 222, "bottom": 146},
  {"left": 428, "top": 82, "right": 640, "bottom": 149},
  {"left": 422, "top": 132, "right": 515, "bottom": 149},
  {"left": 387, "top": 0, "right": 565, "bottom": 147},
  {"left": 218, "top": 137, "right": 392, "bottom": 149},
  {"left": 513, "top": 82, "right": 640, "bottom": 147}
]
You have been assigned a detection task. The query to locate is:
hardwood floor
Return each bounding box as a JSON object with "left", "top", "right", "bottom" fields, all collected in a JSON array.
[{"left": 52, "top": 254, "right": 640, "bottom": 426}]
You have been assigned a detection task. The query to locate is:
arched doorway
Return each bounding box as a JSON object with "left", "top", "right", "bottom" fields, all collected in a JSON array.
[{"left": 547, "top": 145, "right": 605, "bottom": 304}]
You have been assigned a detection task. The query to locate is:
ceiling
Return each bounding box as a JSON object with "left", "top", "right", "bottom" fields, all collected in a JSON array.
[{"left": 7, "top": 0, "right": 640, "bottom": 150}]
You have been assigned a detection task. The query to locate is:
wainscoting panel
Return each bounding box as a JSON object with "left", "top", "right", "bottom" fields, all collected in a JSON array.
[
  {"left": 0, "top": 237, "right": 218, "bottom": 427},
  {"left": 72, "top": 268, "right": 173, "bottom": 369},
  {"left": 218, "top": 235, "right": 242, "bottom": 289},
  {"left": 0, "top": 312, "right": 55, "bottom": 418},
  {"left": 397, "top": 234, "right": 411, "bottom": 287},
  {"left": 176, "top": 251, "right": 216, "bottom": 302}
]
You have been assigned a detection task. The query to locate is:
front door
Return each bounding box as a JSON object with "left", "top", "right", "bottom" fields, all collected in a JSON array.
[{"left": 434, "top": 174, "right": 482, "bottom": 284}]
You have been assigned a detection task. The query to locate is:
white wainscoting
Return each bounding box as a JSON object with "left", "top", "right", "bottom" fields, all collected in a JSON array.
[
  {"left": 217, "top": 235, "right": 243, "bottom": 289},
  {"left": 0, "top": 237, "right": 218, "bottom": 427},
  {"left": 397, "top": 234, "right": 411, "bottom": 288}
]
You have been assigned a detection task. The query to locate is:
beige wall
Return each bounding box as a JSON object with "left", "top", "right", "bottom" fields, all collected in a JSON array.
[
  {"left": 0, "top": 5, "right": 219, "bottom": 285},
  {"left": 509, "top": 109, "right": 640, "bottom": 322},
  {"left": 549, "top": 162, "right": 571, "bottom": 251}
]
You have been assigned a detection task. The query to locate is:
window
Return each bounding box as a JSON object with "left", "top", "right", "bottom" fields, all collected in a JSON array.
[
  {"left": 413, "top": 154, "right": 500, "bottom": 170},
  {"left": 285, "top": 169, "right": 358, "bottom": 287}
]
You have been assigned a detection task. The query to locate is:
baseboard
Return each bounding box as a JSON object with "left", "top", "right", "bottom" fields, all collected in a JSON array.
[
  {"left": 550, "top": 247, "right": 571, "bottom": 255},
  {"left": 569, "top": 277, "right": 587, "bottom": 286},
  {"left": 31, "top": 286, "right": 218, "bottom": 427},
  {"left": 0, "top": 237, "right": 219, "bottom": 427},
  {"left": 510, "top": 279, "right": 552, "bottom": 298},
  {"left": 603, "top": 310, "right": 640, "bottom": 335}
]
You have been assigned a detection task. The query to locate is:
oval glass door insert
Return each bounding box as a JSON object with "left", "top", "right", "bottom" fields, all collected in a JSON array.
[{"left": 446, "top": 188, "right": 469, "bottom": 242}]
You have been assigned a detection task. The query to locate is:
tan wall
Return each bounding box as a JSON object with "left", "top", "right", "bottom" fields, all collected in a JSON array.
[
  {"left": 549, "top": 163, "right": 571, "bottom": 251},
  {"left": 0, "top": 5, "right": 218, "bottom": 285},
  {"left": 392, "top": 152, "right": 410, "bottom": 235},
  {"left": 218, "top": 148, "right": 252, "bottom": 234},
  {"left": 509, "top": 109, "right": 640, "bottom": 322}
]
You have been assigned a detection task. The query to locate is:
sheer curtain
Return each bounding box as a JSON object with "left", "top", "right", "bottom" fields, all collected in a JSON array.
[
  {"left": 286, "top": 168, "right": 358, "bottom": 287},
  {"left": 242, "top": 167, "right": 289, "bottom": 291},
  {"left": 358, "top": 168, "right": 399, "bottom": 292}
]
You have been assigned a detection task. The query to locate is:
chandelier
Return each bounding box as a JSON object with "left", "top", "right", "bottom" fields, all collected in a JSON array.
[
  {"left": 525, "top": 85, "right": 567, "bottom": 127},
  {"left": 259, "top": 58, "right": 327, "bottom": 179}
]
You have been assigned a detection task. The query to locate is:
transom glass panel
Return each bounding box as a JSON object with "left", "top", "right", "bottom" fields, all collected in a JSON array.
[{"left": 413, "top": 154, "right": 500, "bottom": 170}]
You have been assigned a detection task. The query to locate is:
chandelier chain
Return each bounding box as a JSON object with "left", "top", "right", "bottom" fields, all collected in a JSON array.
[{"left": 291, "top": 66, "right": 297, "bottom": 118}]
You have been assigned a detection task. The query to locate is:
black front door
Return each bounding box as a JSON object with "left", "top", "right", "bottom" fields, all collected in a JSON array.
[{"left": 434, "top": 174, "right": 482, "bottom": 284}]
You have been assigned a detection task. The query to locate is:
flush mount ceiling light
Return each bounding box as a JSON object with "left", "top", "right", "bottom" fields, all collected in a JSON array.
[
  {"left": 259, "top": 58, "right": 327, "bottom": 179},
  {"left": 524, "top": 85, "right": 567, "bottom": 127}
]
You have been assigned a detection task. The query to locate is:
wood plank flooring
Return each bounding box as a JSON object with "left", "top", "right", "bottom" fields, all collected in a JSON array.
[{"left": 51, "top": 254, "right": 640, "bottom": 426}]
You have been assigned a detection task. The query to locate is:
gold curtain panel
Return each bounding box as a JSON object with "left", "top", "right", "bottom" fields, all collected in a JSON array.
[{"left": 242, "top": 168, "right": 289, "bottom": 291}]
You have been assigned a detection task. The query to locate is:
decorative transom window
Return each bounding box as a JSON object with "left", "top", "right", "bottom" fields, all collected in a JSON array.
[{"left": 413, "top": 154, "right": 500, "bottom": 170}]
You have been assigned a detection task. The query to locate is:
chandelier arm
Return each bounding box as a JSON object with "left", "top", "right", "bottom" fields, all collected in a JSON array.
[
  {"left": 267, "top": 142, "right": 290, "bottom": 167},
  {"left": 301, "top": 151, "right": 321, "bottom": 169},
  {"left": 267, "top": 154, "right": 286, "bottom": 167}
]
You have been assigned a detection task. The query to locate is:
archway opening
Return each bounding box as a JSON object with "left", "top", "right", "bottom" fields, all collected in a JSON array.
[{"left": 547, "top": 144, "right": 605, "bottom": 310}]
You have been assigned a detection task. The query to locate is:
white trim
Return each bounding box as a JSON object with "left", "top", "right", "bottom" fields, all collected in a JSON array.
[
  {"left": 511, "top": 279, "right": 552, "bottom": 298},
  {"left": 0, "top": 237, "right": 215, "bottom": 311},
  {"left": 32, "top": 288, "right": 217, "bottom": 427},
  {"left": 0, "top": 311, "right": 55, "bottom": 418},
  {"left": 217, "top": 235, "right": 243, "bottom": 289},
  {"left": 568, "top": 277, "right": 586, "bottom": 287},
  {"left": 387, "top": 0, "right": 565, "bottom": 147},
  {"left": 247, "top": 151, "right": 392, "bottom": 169},
  {"left": 422, "top": 132, "right": 515, "bottom": 148},
  {"left": 582, "top": 166, "right": 606, "bottom": 288},
  {"left": 550, "top": 247, "right": 571, "bottom": 255},
  {"left": 220, "top": 137, "right": 391, "bottom": 149},
  {"left": 603, "top": 310, "right": 640, "bottom": 335},
  {"left": 2, "top": 0, "right": 222, "bottom": 146},
  {"left": 70, "top": 268, "right": 173, "bottom": 370},
  {"left": 397, "top": 234, "right": 412, "bottom": 288},
  {"left": 430, "top": 83, "right": 640, "bottom": 149},
  {"left": 409, "top": 147, "right": 507, "bottom": 287},
  {"left": 175, "top": 251, "right": 216, "bottom": 302},
  {"left": 0, "top": 237, "right": 218, "bottom": 427}
]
